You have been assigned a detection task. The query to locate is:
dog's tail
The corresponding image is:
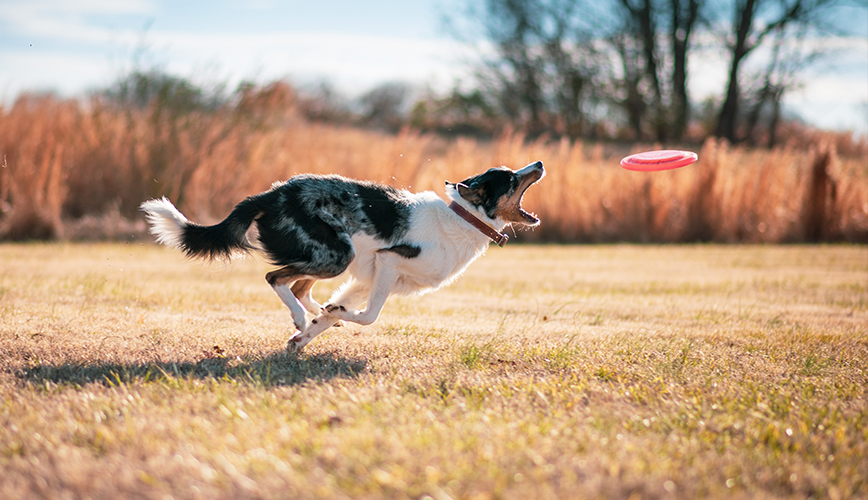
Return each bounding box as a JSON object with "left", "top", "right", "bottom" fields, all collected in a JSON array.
[{"left": 140, "top": 194, "right": 268, "bottom": 260}]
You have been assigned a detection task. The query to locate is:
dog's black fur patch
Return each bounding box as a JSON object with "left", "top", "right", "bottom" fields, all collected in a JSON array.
[
  {"left": 173, "top": 174, "right": 413, "bottom": 278},
  {"left": 355, "top": 183, "right": 411, "bottom": 241},
  {"left": 378, "top": 244, "right": 422, "bottom": 259}
]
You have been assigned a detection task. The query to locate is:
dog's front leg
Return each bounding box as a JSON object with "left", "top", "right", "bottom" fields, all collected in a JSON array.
[
  {"left": 287, "top": 315, "right": 342, "bottom": 352},
  {"left": 324, "top": 256, "right": 399, "bottom": 326},
  {"left": 287, "top": 278, "right": 368, "bottom": 351},
  {"left": 291, "top": 279, "right": 329, "bottom": 315}
]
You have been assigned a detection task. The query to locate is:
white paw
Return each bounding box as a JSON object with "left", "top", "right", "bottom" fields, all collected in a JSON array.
[{"left": 287, "top": 334, "right": 306, "bottom": 352}]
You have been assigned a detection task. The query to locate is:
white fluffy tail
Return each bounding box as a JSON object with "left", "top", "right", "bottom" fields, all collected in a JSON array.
[
  {"left": 140, "top": 194, "right": 264, "bottom": 260},
  {"left": 140, "top": 197, "right": 189, "bottom": 249}
]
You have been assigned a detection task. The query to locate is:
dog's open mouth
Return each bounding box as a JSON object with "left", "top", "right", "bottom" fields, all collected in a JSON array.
[
  {"left": 514, "top": 164, "right": 545, "bottom": 226},
  {"left": 518, "top": 204, "right": 539, "bottom": 225}
]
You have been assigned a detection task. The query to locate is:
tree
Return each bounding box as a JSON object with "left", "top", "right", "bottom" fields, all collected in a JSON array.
[
  {"left": 669, "top": 0, "right": 702, "bottom": 141},
  {"left": 358, "top": 82, "right": 412, "bottom": 131},
  {"left": 741, "top": 23, "right": 821, "bottom": 146},
  {"left": 452, "top": 0, "right": 856, "bottom": 143},
  {"left": 614, "top": 0, "right": 701, "bottom": 141},
  {"left": 714, "top": 0, "right": 838, "bottom": 142},
  {"left": 456, "top": 0, "right": 611, "bottom": 137},
  {"left": 456, "top": 0, "right": 703, "bottom": 141}
]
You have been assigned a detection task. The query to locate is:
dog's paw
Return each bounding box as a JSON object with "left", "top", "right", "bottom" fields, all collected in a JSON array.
[
  {"left": 286, "top": 334, "right": 305, "bottom": 353},
  {"left": 323, "top": 303, "right": 347, "bottom": 314}
]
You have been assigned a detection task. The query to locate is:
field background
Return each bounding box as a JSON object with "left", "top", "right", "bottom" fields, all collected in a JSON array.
[
  {"left": 2, "top": 82, "right": 867, "bottom": 499},
  {"left": 1, "top": 243, "right": 865, "bottom": 499},
  {"left": 1, "top": 93, "right": 867, "bottom": 243}
]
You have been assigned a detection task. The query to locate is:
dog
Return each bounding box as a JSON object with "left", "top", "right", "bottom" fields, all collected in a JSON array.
[{"left": 140, "top": 161, "right": 544, "bottom": 350}]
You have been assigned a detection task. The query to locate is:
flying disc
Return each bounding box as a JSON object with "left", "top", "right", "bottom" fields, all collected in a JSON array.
[{"left": 620, "top": 150, "right": 698, "bottom": 172}]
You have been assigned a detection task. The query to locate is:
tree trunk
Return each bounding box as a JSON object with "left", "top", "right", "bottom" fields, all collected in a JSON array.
[
  {"left": 743, "top": 83, "right": 770, "bottom": 145},
  {"left": 639, "top": 0, "right": 666, "bottom": 141},
  {"left": 767, "top": 87, "right": 783, "bottom": 147},
  {"left": 716, "top": 0, "right": 758, "bottom": 142},
  {"left": 620, "top": 0, "right": 665, "bottom": 141},
  {"left": 670, "top": 0, "right": 699, "bottom": 142}
]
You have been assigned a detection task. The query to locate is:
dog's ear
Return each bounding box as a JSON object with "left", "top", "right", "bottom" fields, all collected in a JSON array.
[{"left": 456, "top": 182, "right": 485, "bottom": 205}]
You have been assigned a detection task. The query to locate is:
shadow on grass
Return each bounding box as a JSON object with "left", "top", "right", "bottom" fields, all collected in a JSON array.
[{"left": 16, "top": 351, "right": 367, "bottom": 388}]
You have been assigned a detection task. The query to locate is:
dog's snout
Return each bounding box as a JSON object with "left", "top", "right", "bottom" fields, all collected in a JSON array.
[{"left": 517, "top": 161, "right": 544, "bottom": 178}]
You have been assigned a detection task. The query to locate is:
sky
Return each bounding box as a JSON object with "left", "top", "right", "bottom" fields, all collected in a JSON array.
[{"left": 1, "top": 0, "right": 866, "bottom": 135}]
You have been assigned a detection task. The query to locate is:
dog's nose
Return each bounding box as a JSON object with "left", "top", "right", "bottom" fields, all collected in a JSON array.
[
  {"left": 529, "top": 161, "right": 544, "bottom": 175},
  {"left": 518, "top": 161, "right": 544, "bottom": 177}
]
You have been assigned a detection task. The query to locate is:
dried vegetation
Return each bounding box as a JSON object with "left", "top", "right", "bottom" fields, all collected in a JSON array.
[
  {"left": 1, "top": 243, "right": 866, "bottom": 499},
  {"left": 1, "top": 93, "right": 866, "bottom": 243}
]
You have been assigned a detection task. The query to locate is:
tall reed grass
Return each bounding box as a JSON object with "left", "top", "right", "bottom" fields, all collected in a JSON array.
[{"left": 1, "top": 93, "right": 866, "bottom": 242}]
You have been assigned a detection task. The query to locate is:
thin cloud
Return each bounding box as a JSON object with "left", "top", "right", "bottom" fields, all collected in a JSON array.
[{"left": 2, "top": 0, "right": 155, "bottom": 42}]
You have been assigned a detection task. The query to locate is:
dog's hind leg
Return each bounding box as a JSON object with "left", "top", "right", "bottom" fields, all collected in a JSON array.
[
  {"left": 291, "top": 279, "right": 321, "bottom": 314},
  {"left": 266, "top": 267, "right": 313, "bottom": 333}
]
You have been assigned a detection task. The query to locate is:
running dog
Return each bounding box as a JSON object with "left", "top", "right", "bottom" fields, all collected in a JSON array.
[{"left": 140, "top": 161, "right": 544, "bottom": 350}]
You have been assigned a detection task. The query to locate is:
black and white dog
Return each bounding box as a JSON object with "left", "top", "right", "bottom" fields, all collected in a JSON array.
[{"left": 140, "top": 161, "right": 544, "bottom": 350}]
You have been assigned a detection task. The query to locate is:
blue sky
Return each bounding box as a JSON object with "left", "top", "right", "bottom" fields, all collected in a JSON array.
[
  {"left": 0, "top": 1, "right": 473, "bottom": 96},
  {"left": 1, "top": 0, "right": 866, "bottom": 134}
]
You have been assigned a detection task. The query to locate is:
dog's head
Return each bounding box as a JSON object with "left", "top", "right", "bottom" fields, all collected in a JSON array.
[{"left": 446, "top": 161, "right": 545, "bottom": 226}]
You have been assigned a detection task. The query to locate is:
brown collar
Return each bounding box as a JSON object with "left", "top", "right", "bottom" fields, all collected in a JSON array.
[{"left": 448, "top": 201, "right": 509, "bottom": 247}]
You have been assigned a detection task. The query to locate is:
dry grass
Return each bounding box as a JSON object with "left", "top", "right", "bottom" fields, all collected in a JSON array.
[
  {"left": 1, "top": 242, "right": 866, "bottom": 499},
  {"left": 1, "top": 94, "right": 867, "bottom": 243}
]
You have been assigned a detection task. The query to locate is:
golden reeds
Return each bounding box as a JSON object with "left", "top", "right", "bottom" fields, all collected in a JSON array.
[{"left": 1, "top": 94, "right": 866, "bottom": 242}]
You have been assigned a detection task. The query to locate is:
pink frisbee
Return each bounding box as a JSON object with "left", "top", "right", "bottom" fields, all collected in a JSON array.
[{"left": 620, "top": 150, "right": 698, "bottom": 172}]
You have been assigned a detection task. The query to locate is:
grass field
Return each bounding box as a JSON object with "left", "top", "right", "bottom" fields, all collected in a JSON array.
[{"left": 1, "top": 243, "right": 866, "bottom": 499}]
